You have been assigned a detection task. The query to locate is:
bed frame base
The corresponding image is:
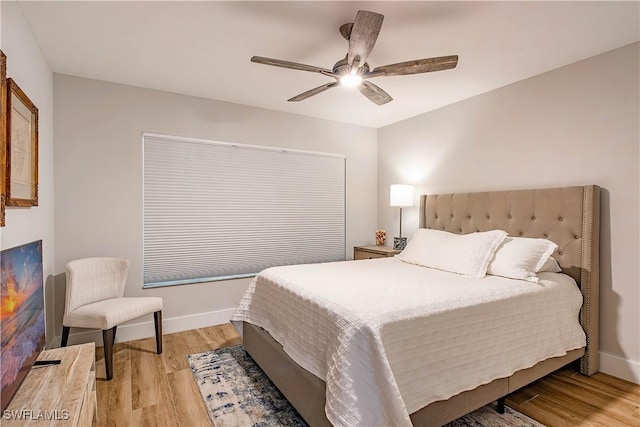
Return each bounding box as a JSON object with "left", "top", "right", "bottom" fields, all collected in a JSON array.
[{"left": 244, "top": 322, "right": 584, "bottom": 427}]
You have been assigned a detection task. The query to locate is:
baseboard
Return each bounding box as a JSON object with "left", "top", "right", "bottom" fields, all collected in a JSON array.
[
  {"left": 599, "top": 351, "right": 640, "bottom": 384},
  {"left": 54, "top": 308, "right": 236, "bottom": 348}
]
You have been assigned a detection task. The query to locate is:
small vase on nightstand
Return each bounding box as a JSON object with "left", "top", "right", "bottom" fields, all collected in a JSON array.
[
  {"left": 375, "top": 229, "right": 386, "bottom": 245},
  {"left": 393, "top": 237, "right": 407, "bottom": 250}
]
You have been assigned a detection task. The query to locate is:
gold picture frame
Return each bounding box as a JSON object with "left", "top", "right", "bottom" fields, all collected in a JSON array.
[
  {"left": 6, "top": 78, "right": 38, "bottom": 207},
  {"left": 1, "top": 51, "right": 7, "bottom": 225}
]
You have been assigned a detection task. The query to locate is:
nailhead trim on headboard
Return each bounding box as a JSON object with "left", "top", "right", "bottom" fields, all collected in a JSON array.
[{"left": 579, "top": 185, "right": 600, "bottom": 375}]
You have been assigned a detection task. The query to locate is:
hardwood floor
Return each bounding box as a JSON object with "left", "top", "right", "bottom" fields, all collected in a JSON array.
[
  {"left": 93, "top": 323, "right": 240, "bottom": 427},
  {"left": 93, "top": 325, "right": 639, "bottom": 427},
  {"left": 506, "top": 365, "right": 639, "bottom": 427}
]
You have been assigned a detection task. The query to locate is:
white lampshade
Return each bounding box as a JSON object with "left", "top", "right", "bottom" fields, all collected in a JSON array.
[{"left": 390, "top": 184, "right": 414, "bottom": 207}]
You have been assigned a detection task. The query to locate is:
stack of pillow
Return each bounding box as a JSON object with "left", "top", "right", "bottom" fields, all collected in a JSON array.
[{"left": 396, "top": 228, "right": 561, "bottom": 282}]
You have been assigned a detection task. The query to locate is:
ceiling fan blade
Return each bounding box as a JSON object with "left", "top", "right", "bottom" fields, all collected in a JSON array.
[
  {"left": 358, "top": 81, "right": 392, "bottom": 106},
  {"left": 288, "top": 82, "right": 338, "bottom": 102},
  {"left": 347, "top": 10, "right": 384, "bottom": 70},
  {"left": 372, "top": 55, "right": 459, "bottom": 77},
  {"left": 251, "top": 56, "right": 332, "bottom": 74}
]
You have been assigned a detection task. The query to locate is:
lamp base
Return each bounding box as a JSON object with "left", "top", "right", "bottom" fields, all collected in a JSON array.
[{"left": 393, "top": 237, "right": 407, "bottom": 250}]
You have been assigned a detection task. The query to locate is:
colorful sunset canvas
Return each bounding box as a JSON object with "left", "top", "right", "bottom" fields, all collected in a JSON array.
[{"left": 1, "top": 240, "right": 45, "bottom": 411}]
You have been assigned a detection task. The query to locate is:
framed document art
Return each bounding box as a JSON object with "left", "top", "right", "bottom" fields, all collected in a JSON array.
[
  {"left": 1, "top": 51, "right": 6, "bottom": 226},
  {"left": 6, "top": 78, "right": 38, "bottom": 207}
]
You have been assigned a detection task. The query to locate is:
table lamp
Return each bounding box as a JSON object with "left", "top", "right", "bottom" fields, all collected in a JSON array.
[{"left": 390, "top": 184, "right": 414, "bottom": 250}]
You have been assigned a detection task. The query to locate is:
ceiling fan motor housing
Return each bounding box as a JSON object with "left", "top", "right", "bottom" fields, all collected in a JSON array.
[{"left": 333, "top": 56, "right": 369, "bottom": 76}]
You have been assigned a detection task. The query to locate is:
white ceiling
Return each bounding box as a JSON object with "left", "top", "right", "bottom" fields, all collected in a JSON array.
[{"left": 15, "top": 1, "right": 640, "bottom": 128}]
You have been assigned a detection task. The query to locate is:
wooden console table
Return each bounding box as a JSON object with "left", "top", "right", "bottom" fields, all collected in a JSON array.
[{"left": 3, "top": 343, "right": 96, "bottom": 426}]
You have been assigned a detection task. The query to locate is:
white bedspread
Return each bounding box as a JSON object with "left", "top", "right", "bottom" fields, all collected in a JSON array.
[{"left": 231, "top": 257, "right": 586, "bottom": 427}]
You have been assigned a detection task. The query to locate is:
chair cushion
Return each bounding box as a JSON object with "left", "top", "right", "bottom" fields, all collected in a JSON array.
[{"left": 63, "top": 297, "right": 163, "bottom": 330}]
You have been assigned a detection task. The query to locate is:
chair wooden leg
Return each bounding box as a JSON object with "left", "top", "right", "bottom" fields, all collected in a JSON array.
[
  {"left": 102, "top": 326, "right": 117, "bottom": 381},
  {"left": 61, "top": 326, "right": 71, "bottom": 347},
  {"left": 154, "top": 311, "right": 163, "bottom": 354}
]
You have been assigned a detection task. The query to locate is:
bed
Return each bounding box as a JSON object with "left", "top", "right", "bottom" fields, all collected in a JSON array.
[{"left": 232, "top": 185, "right": 600, "bottom": 427}]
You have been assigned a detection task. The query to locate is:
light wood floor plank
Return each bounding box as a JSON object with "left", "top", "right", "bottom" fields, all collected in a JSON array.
[
  {"left": 541, "top": 374, "right": 638, "bottom": 421},
  {"left": 505, "top": 386, "right": 539, "bottom": 406},
  {"left": 524, "top": 383, "right": 634, "bottom": 426},
  {"left": 130, "top": 337, "right": 172, "bottom": 411},
  {"left": 131, "top": 402, "right": 179, "bottom": 427},
  {"left": 513, "top": 394, "right": 596, "bottom": 427},
  {"left": 507, "top": 368, "right": 640, "bottom": 427},
  {"left": 167, "top": 368, "right": 211, "bottom": 427},
  {"left": 161, "top": 329, "right": 194, "bottom": 374},
  {"left": 95, "top": 343, "right": 132, "bottom": 427},
  {"left": 92, "top": 324, "right": 640, "bottom": 427}
]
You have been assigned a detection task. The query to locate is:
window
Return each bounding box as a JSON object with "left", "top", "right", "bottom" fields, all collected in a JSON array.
[{"left": 143, "top": 133, "right": 346, "bottom": 288}]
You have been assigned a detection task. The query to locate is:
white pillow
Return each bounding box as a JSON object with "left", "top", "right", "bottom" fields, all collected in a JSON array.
[
  {"left": 487, "top": 237, "right": 558, "bottom": 282},
  {"left": 537, "top": 256, "right": 562, "bottom": 273},
  {"left": 397, "top": 229, "right": 507, "bottom": 278}
]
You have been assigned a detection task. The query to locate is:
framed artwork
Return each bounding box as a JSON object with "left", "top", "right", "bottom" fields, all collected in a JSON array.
[
  {"left": 6, "top": 78, "right": 38, "bottom": 207},
  {"left": 1, "top": 51, "right": 6, "bottom": 225}
]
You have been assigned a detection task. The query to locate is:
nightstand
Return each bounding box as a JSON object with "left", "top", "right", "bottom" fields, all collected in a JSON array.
[{"left": 354, "top": 245, "right": 401, "bottom": 260}]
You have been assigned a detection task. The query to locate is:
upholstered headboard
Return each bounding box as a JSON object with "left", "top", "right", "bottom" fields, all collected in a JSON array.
[{"left": 419, "top": 185, "right": 600, "bottom": 375}]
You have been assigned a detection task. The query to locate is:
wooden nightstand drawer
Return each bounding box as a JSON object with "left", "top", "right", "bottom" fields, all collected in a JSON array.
[{"left": 354, "top": 245, "right": 401, "bottom": 260}]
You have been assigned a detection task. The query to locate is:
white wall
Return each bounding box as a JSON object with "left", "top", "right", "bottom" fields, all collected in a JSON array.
[
  {"left": 1, "top": 2, "right": 56, "bottom": 346},
  {"left": 53, "top": 75, "right": 378, "bottom": 344},
  {"left": 378, "top": 43, "right": 640, "bottom": 383}
]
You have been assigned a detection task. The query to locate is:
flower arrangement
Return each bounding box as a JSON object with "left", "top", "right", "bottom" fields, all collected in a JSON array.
[{"left": 375, "top": 229, "right": 386, "bottom": 245}]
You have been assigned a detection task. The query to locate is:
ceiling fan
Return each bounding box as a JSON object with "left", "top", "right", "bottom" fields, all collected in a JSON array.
[{"left": 251, "top": 10, "right": 459, "bottom": 106}]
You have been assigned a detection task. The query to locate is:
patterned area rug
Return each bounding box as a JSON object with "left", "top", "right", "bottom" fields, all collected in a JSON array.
[{"left": 187, "top": 345, "right": 544, "bottom": 427}]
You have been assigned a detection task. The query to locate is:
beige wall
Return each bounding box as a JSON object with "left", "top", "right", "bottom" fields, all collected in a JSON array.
[
  {"left": 8, "top": 3, "right": 637, "bottom": 383},
  {"left": 53, "top": 75, "right": 378, "bottom": 343},
  {"left": 378, "top": 42, "right": 640, "bottom": 383},
  {"left": 1, "top": 2, "right": 56, "bottom": 346}
]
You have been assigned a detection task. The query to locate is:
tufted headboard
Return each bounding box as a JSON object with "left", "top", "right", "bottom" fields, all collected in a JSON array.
[{"left": 419, "top": 185, "right": 600, "bottom": 375}]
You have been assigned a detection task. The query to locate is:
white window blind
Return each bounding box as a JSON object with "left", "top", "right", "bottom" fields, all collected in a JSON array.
[{"left": 143, "top": 133, "right": 346, "bottom": 288}]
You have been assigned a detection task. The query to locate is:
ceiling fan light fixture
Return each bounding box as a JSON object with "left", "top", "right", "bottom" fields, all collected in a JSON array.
[
  {"left": 251, "top": 10, "right": 458, "bottom": 104},
  {"left": 340, "top": 74, "right": 363, "bottom": 88}
]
